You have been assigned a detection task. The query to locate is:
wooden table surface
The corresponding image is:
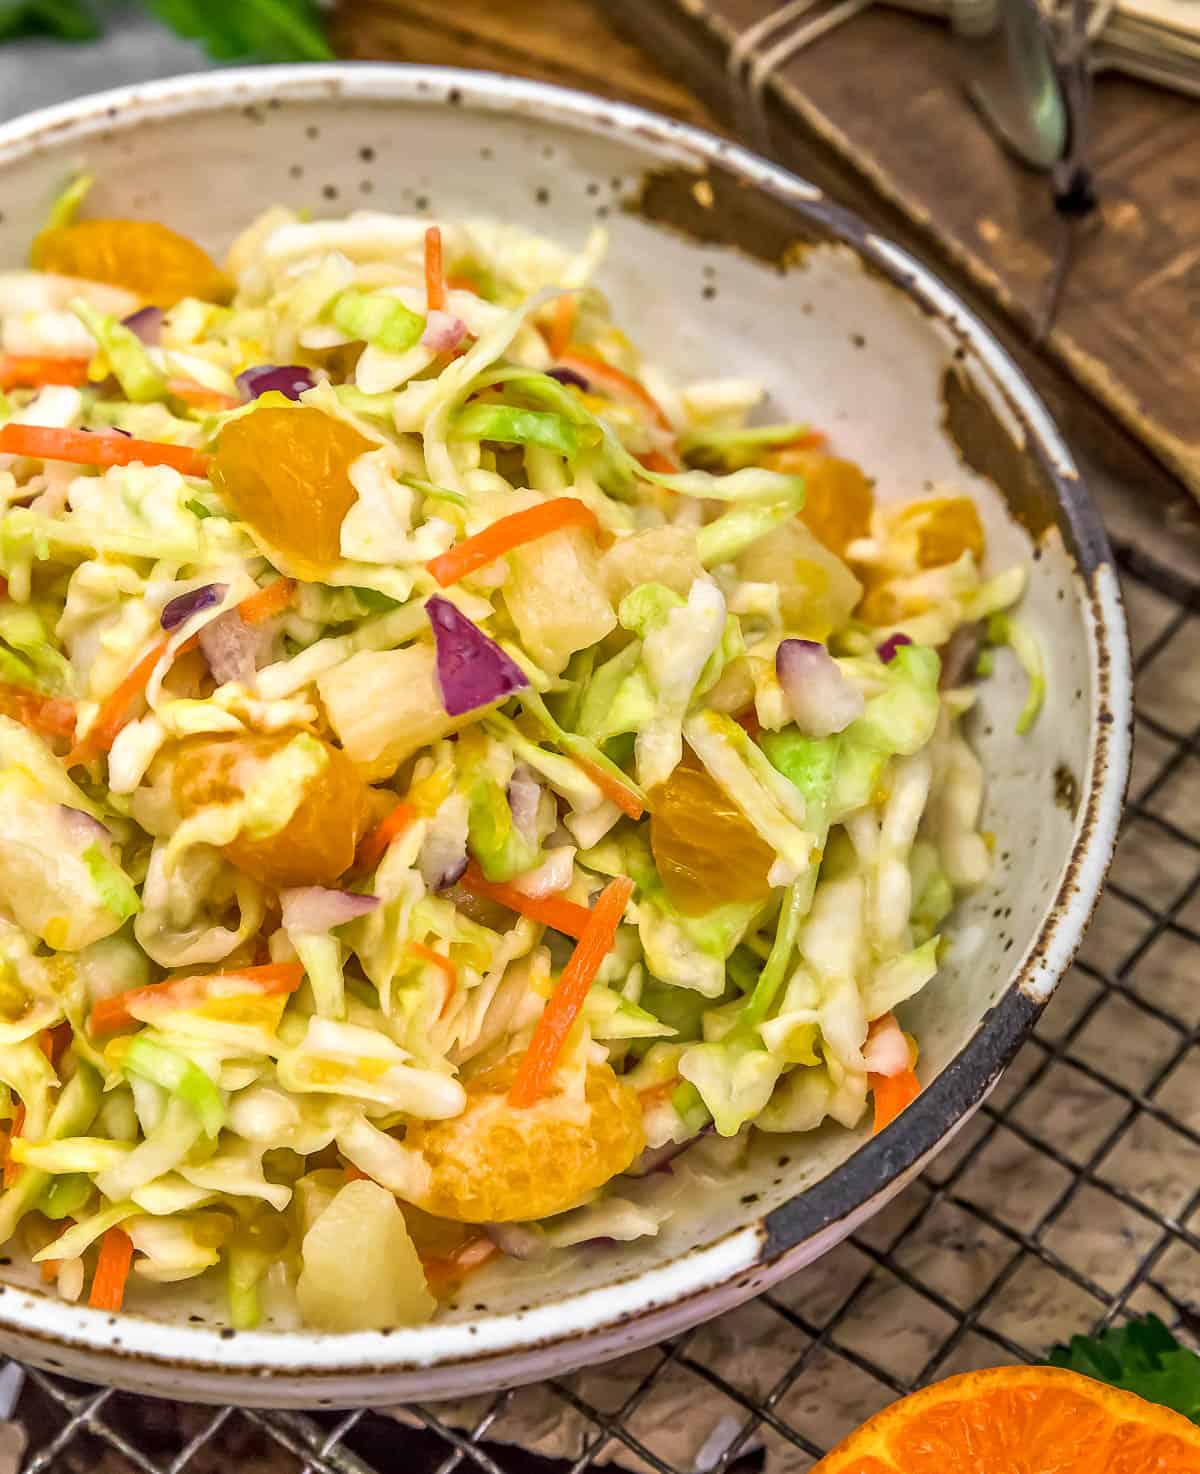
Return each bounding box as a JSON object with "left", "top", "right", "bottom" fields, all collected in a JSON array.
[{"left": 332, "top": 0, "right": 1200, "bottom": 556}]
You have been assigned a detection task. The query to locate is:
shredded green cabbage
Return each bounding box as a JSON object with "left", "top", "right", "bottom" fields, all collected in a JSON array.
[{"left": 0, "top": 197, "right": 1033, "bottom": 1328}]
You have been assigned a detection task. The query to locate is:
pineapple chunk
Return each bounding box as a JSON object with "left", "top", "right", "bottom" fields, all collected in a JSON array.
[
  {"left": 504, "top": 526, "right": 616, "bottom": 675},
  {"left": 737, "top": 519, "right": 861, "bottom": 640},
  {"left": 296, "top": 1178, "right": 435, "bottom": 1331},
  {"left": 600, "top": 526, "right": 705, "bottom": 607},
  {"left": 317, "top": 640, "right": 471, "bottom": 774}
]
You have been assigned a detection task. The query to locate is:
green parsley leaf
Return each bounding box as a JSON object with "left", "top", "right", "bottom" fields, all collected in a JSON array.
[
  {"left": 1046, "top": 1316, "right": 1200, "bottom": 1424},
  {"left": 143, "top": 0, "right": 332, "bottom": 62},
  {"left": 0, "top": 0, "right": 99, "bottom": 42}
]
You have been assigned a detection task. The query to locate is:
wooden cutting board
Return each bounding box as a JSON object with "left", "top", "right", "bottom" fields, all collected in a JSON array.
[
  {"left": 600, "top": 0, "right": 1200, "bottom": 503},
  {"left": 333, "top": 0, "right": 1200, "bottom": 535}
]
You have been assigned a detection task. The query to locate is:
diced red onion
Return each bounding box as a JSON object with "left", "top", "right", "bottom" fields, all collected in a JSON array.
[
  {"left": 862, "top": 1014, "right": 910, "bottom": 1077},
  {"left": 122, "top": 306, "right": 163, "bottom": 347},
  {"left": 198, "top": 608, "right": 261, "bottom": 686},
  {"left": 939, "top": 623, "right": 980, "bottom": 689},
  {"left": 548, "top": 366, "right": 588, "bottom": 390},
  {"left": 776, "top": 638, "right": 864, "bottom": 737},
  {"left": 280, "top": 887, "right": 380, "bottom": 934},
  {"left": 427, "top": 595, "right": 529, "bottom": 717},
  {"left": 235, "top": 364, "right": 316, "bottom": 403},
  {"left": 482, "top": 1221, "right": 548, "bottom": 1261},
  {"left": 420, "top": 310, "right": 467, "bottom": 354},
  {"left": 160, "top": 582, "right": 227, "bottom": 632},
  {"left": 877, "top": 632, "right": 913, "bottom": 664},
  {"left": 511, "top": 846, "right": 576, "bottom": 899},
  {"left": 507, "top": 764, "right": 542, "bottom": 846},
  {"left": 59, "top": 806, "right": 110, "bottom": 847}
]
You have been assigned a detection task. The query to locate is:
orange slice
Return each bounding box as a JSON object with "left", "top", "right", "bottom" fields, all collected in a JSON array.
[{"left": 813, "top": 1365, "right": 1200, "bottom": 1473}]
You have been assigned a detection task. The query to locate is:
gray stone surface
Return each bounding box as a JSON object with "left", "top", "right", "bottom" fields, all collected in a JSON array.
[{"left": 0, "top": 5, "right": 208, "bottom": 124}]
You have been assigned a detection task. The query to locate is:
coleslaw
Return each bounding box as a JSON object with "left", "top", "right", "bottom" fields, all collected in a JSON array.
[{"left": 0, "top": 183, "right": 1039, "bottom": 1329}]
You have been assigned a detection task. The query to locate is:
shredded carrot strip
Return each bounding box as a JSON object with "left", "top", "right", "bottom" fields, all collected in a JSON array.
[
  {"left": 40, "top": 1023, "right": 71, "bottom": 1069},
  {"left": 547, "top": 295, "right": 576, "bottom": 360},
  {"left": 424, "top": 226, "right": 446, "bottom": 313},
  {"left": 445, "top": 273, "right": 480, "bottom": 295},
  {"left": 408, "top": 941, "right": 456, "bottom": 987},
  {"left": 0, "top": 354, "right": 90, "bottom": 390},
  {"left": 68, "top": 581, "right": 293, "bottom": 769},
  {"left": 3, "top": 1102, "right": 25, "bottom": 1188},
  {"left": 40, "top": 1259, "right": 60, "bottom": 1284},
  {"left": 637, "top": 1077, "right": 680, "bottom": 1108},
  {"left": 167, "top": 379, "right": 240, "bottom": 411},
  {"left": 509, "top": 876, "right": 634, "bottom": 1107},
  {"left": 569, "top": 754, "right": 644, "bottom": 820},
  {"left": 556, "top": 348, "right": 673, "bottom": 433},
  {"left": 0, "top": 423, "right": 210, "bottom": 477},
  {"left": 870, "top": 1068, "right": 921, "bottom": 1134},
  {"left": 238, "top": 577, "right": 295, "bottom": 625},
  {"left": 421, "top": 1235, "right": 497, "bottom": 1292},
  {"left": 426, "top": 497, "right": 598, "bottom": 588},
  {"left": 66, "top": 632, "right": 202, "bottom": 767},
  {"left": 461, "top": 861, "right": 592, "bottom": 940},
  {"left": 408, "top": 942, "right": 458, "bottom": 1017},
  {"left": 356, "top": 801, "right": 417, "bottom": 872},
  {"left": 762, "top": 432, "right": 828, "bottom": 466},
  {"left": 635, "top": 448, "right": 681, "bottom": 474},
  {"left": 89, "top": 961, "right": 305, "bottom": 1036},
  {"left": 65, "top": 639, "right": 166, "bottom": 766},
  {"left": 88, "top": 1227, "right": 134, "bottom": 1312},
  {"left": 0, "top": 683, "right": 76, "bottom": 741}
]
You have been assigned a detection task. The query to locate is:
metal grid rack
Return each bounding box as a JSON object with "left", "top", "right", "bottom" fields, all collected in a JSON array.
[{"left": 7, "top": 533, "right": 1200, "bottom": 1474}]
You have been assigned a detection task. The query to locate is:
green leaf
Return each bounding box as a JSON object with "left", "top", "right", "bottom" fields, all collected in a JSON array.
[
  {"left": 143, "top": 0, "right": 332, "bottom": 62},
  {"left": 0, "top": 0, "right": 99, "bottom": 42},
  {"left": 1046, "top": 1316, "right": 1200, "bottom": 1424}
]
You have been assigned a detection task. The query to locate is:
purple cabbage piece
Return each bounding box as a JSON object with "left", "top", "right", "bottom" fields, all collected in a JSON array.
[
  {"left": 427, "top": 595, "right": 529, "bottom": 717},
  {"left": 280, "top": 886, "right": 380, "bottom": 933},
  {"left": 235, "top": 364, "right": 317, "bottom": 404},
  {"left": 877, "top": 632, "right": 913, "bottom": 664},
  {"left": 121, "top": 306, "right": 163, "bottom": 347},
  {"left": 547, "top": 365, "right": 588, "bottom": 391},
  {"left": 160, "top": 582, "right": 227, "bottom": 632}
]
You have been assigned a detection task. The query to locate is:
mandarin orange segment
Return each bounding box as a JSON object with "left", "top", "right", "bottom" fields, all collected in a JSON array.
[
  {"left": 32, "top": 219, "right": 231, "bottom": 307},
  {"left": 812, "top": 1366, "right": 1200, "bottom": 1473},
  {"left": 763, "top": 447, "right": 874, "bottom": 557},
  {"left": 855, "top": 579, "right": 912, "bottom": 630},
  {"left": 401, "top": 1057, "right": 644, "bottom": 1222},
  {"left": 892, "top": 496, "right": 986, "bottom": 570},
  {"left": 173, "top": 730, "right": 372, "bottom": 889},
  {"left": 211, "top": 406, "right": 373, "bottom": 579},
  {"left": 649, "top": 746, "right": 775, "bottom": 916}
]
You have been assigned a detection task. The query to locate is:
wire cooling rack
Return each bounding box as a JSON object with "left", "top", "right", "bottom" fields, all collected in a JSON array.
[{"left": 6, "top": 524, "right": 1199, "bottom": 1474}]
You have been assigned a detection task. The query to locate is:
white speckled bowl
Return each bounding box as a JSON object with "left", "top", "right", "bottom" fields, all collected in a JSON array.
[{"left": 0, "top": 64, "right": 1130, "bottom": 1406}]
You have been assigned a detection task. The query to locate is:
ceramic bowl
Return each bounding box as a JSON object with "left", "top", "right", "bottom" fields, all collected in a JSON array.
[{"left": 0, "top": 64, "right": 1130, "bottom": 1406}]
